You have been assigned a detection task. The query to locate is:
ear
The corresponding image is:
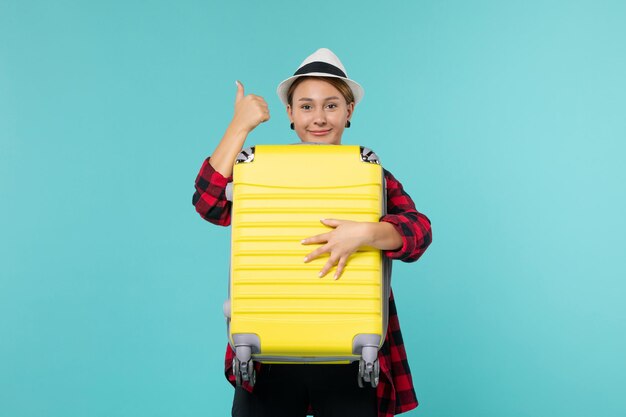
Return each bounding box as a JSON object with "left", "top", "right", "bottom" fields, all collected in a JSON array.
[
  {"left": 286, "top": 104, "right": 294, "bottom": 123},
  {"left": 346, "top": 102, "right": 355, "bottom": 121}
]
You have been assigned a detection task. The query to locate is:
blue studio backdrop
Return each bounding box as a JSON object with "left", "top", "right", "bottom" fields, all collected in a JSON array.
[{"left": 1, "top": 1, "right": 625, "bottom": 416}]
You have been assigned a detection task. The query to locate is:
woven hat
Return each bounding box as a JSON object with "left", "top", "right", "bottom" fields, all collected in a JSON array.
[{"left": 276, "top": 48, "right": 364, "bottom": 106}]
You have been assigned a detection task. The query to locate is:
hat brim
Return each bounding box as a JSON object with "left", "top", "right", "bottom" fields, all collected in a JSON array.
[{"left": 276, "top": 73, "right": 364, "bottom": 106}]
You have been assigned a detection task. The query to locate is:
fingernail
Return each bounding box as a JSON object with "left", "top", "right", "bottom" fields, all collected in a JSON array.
[
  {"left": 318, "top": 272, "right": 323, "bottom": 278},
  {"left": 235, "top": 80, "right": 239, "bottom": 87},
  {"left": 303, "top": 256, "right": 308, "bottom": 262},
  {"left": 301, "top": 239, "right": 306, "bottom": 244},
  {"left": 334, "top": 274, "right": 339, "bottom": 280}
]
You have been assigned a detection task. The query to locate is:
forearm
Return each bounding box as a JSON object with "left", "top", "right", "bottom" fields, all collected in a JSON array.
[
  {"left": 209, "top": 122, "right": 250, "bottom": 178},
  {"left": 192, "top": 157, "right": 232, "bottom": 226},
  {"left": 380, "top": 212, "right": 432, "bottom": 262},
  {"left": 365, "top": 221, "right": 403, "bottom": 251}
]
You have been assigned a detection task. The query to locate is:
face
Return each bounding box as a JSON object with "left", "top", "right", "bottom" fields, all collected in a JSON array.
[{"left": 287, "top": 78, "right": 354, "bottom": 145}]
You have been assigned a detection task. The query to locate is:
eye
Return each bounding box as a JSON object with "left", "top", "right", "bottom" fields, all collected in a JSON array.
[
  {"left": 326, "top": 103, "right": 338, "bottom": 109},
  {"left": 300, "top": 104, "right": 312, "bottom": 110}
]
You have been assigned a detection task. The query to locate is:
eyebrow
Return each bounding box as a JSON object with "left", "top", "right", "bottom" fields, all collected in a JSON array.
[{"left": 298, "top": 96, "right": 341, "bottom": 102}]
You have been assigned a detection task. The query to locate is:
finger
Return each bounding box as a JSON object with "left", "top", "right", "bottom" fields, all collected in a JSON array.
[
  {"left": 334, "top": 257, "right": 348, "bottom": 280},
  {"left": 235, "top": 80, "right": 244, "bottom": 103},
  {"left": 303, "top": 244, "right": 329, "bottom": 263},
  {"left": 319, "top": 256, "right": 337, "bottom": 278},
  {"left": 248, "top": 94, "right": 267, "bottom": 103},
  {"left": 250, "top": 94, "right": 266, "bottom": 102},
  {"left": 320, "top": 218, "right": 342, "bottom": 228},
  {"left": 301, "top": 233, "right": 329, "bottom": 245}
]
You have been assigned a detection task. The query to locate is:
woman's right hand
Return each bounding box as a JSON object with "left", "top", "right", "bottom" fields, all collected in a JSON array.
[
  {"left": 230, "top": 81, "right": 270, "bottom": 134},
  {"left": 207, "top": 81, "right": 270, "bottom": 177}
]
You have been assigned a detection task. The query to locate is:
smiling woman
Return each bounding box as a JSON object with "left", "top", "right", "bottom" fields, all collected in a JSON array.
[
  {"left": 286, "top": 77, "right": 354, "bottom": 145},
  {"left": 192, "top": 48, "right": 432, "bottom": 417}
]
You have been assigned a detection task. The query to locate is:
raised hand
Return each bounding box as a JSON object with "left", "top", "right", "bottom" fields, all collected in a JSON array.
[{"left": 231, "top": 80, "right": 270, "bottom": 134}]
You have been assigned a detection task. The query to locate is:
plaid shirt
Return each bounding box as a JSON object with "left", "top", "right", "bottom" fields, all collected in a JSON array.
[{"left": 193, "top": 157, "right": 432, "bottom": 417}]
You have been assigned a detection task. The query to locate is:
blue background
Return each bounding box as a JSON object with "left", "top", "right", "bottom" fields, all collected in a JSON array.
[{"left": 2, "top": 1, "right": 625, "bottom": 416}]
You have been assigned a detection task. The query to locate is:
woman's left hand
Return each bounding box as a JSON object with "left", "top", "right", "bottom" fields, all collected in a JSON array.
[{"left": 301, "top": 219, "right": 371, "bottom": 280}]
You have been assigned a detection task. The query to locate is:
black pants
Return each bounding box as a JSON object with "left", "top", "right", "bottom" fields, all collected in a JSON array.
[{"left": 231, "top": 363, "right": 377, "bottom": 417}]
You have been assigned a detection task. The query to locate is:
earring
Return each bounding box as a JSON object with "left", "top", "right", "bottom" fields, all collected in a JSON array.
[
  {"left": 290, "top": 123, "right": 294, "bottom": 130},
  {"left": 345, "top": 121, "right": 351, "bottom": 128}
]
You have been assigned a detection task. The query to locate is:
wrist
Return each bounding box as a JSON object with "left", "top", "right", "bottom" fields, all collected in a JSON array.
[
  {"left": 227, "top": 119, "right": 252, "bottom": 137},
  {"left": 362, "top": 222, "right": 378, "bottom": 247},
  {"left": 368, "top": 221, "right": 403, "bottom": 251}
]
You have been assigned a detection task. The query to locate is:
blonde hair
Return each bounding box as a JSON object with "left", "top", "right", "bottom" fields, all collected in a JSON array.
[{"left": 287, "top": 77, "right": 355, "bottom": 106}]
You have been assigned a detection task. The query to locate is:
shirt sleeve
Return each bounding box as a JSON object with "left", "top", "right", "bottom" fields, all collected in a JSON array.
[
  {"left": 192, "top": 157, "right": 232, "bottom": 226},
  {"left": 380, "top": 169, "right": 432, "bottom": 262}
]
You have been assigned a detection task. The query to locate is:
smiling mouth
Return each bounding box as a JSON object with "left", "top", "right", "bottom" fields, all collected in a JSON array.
[{"left": 308, "top": 129, "right": 332, "bottom": 135}]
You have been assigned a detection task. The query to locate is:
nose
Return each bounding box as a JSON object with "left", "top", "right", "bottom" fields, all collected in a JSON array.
[{"left": 313, "top": 108, "right": 326, "bottom": 126}]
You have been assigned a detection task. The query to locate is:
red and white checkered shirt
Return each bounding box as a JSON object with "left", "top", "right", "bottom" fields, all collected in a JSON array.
[{"left": 193, "top": 157, "right": 432, "bottom": 417}]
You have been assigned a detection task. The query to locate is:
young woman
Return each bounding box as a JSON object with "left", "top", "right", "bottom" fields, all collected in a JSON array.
[{"left": 193, "top": 48, "right": 432, "bottom": 417}]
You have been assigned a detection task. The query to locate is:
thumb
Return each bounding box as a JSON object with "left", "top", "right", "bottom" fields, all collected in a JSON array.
[{"left": 235, "top": 80, "right": 244, "bottom": 103}]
